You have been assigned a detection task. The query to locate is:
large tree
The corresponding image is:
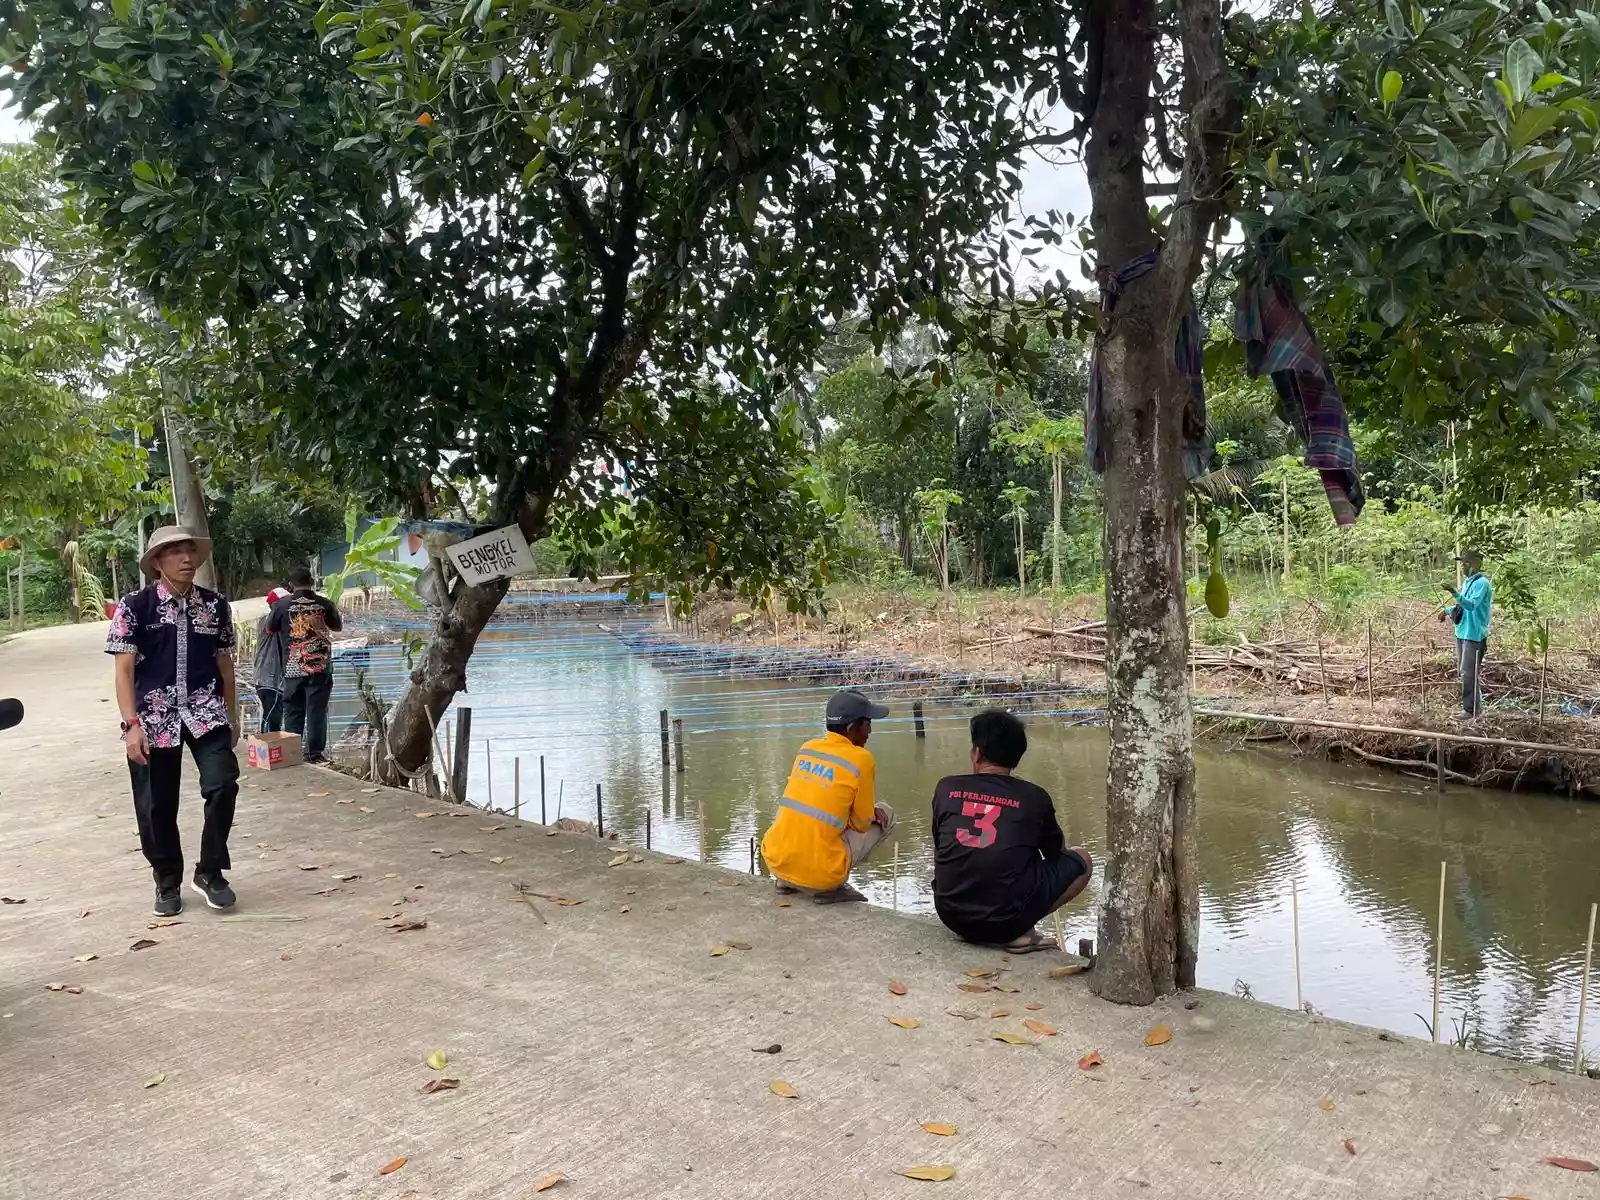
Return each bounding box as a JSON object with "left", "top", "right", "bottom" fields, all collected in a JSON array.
[{"left": 2, "top": 0, "right": 1038, "bottom": 772}]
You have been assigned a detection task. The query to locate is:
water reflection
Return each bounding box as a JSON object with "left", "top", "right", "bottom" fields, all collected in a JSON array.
[{"left": 331, "top": 622, "right": 1600, "bottom": 1068}]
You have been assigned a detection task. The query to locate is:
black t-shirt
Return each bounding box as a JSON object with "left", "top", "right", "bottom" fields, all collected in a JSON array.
[{"left": 931, "top": 772, "right": 1066, "bottom": 931}]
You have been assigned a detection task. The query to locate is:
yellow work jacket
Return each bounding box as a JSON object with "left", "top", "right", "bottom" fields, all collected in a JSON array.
[{"left": 761, "top": 731, "right": 877, "bottom": 891}]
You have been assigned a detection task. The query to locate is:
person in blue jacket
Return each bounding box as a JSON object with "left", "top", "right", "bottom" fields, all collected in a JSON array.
[{"left": 1439, "top": 549, "right": 1492, "bottom": 717}]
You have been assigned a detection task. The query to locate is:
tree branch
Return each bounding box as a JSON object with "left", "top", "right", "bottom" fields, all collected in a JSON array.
[{"left": 1156, "top": 0, "right": 1238, "bottom": 319}]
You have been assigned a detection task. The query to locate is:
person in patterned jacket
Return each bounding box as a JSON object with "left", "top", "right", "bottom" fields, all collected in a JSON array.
[{"left": 106, "top": 526, "right": 241, "bottom": 916}]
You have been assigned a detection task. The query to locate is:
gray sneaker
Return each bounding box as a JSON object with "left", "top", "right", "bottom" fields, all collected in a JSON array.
[
  {"left": 152, "top": 886, "right": 183, "bottom": 918},
  {"left": 190, "top": 872, "right": 236, "bottom": 911}
]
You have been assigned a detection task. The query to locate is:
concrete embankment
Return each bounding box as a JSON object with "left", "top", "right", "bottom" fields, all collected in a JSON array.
[{"left": 2, "top": 620, "right": 1598, "bottom": 1199}]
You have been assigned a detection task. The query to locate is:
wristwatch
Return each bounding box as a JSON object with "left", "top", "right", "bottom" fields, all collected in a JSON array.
[{"left": 119, "top": 717, "right": 140, "bottom": 734}]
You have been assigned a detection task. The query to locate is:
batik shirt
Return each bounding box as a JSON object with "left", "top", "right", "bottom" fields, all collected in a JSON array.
[
  {"left": 104, "top": 582, "right": 236, "bottom": 749},
  {"left": 265, "top": 590, "right": 342, "bottom": 678}
]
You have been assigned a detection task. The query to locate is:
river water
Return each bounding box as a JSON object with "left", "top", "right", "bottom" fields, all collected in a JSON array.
[{"left": 334, "top": 617, "right": 1600, "bottom": 1069}]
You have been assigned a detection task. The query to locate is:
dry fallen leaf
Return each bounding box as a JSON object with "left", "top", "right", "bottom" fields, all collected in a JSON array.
[
  {"left": 945, "top": 1008, "right": 979, "bottom": 1020},
  {"left": 458, "top": 848, "right": 483, "bottom": 856},
  {"left": 889, "top": 1016, "right": 921, "bottom": 1029},
  {"left": 554, "top": 898, "right": 584, "bottom": 907},
  {"left": 710, "top": 945, "right": 730, "bottom": 957},
  {"left": 920, "top": 1123, "right": 957, "bottom": 1137},
  {"left": 307, "top": 790, "right": 330, "bottom": 798},
  {"left": 774, "top": 899, "right": 792, "bottom": 908},
  {"left": 965, "top": 968, "right": 998, "bottom": 979},
  {"left": 664, "top": 857, "right": 684, "bottom": 865},
  {"left": 719, "top": 879, "right": 742, "bottom": 888},
  {"left": 76, "top": 908, "right": 90, "bottom": 919},
  {"left": 389, "top": 918, "right": 428, "bottom": 932},
  {"left": 0, "top": 896, "right": 24, "bottom": 904},
  {"left": 889, "top": 981, "right": 908, "bottom": 996},
  {"left": 45, "top": 981, "right": 66, "bottom": 992},
  {"left": 130, "top": 939, "right": 158, "bottom": 951},
  {"left": 147, "top": 918, "right": 182, "bottom": 929},
  {"left": 728, "top": 942, "right": 752, "bottom": 952},
  {"left": 1144, "top": 1024, "right": 1173, "bottom": 1046},
  {"left": 362, "top": 786, "right": 380, "bottom": 794},
  {"left": 489, "top": 857, "right": 506, "bottom": 865},
  {"left": 607, "top": 851, "right": 630, "bottom": 868},
  {"left": 768, "top": 1079, "right": 799, "bottom": 1099},
  {"left": 532, "top": 1172, "right": 566, "bottom": 1192},
  {"left": 1025, "top": 1002, "right": 1044, "bottom": 1011},
  {"left": 898, "top": 1164, "right": 955, "bottom": 1182},
  {"left": 956, "top": 982, "right": 992, "bottom": 994},
  {"left": 618, "top": 905, "right": 631, "bottom": 914},
  {"left": 1342, "top": 1139, "right": 1356, "bottom": 1156},
  {"left": 752, "top": 1044, "right": 782, "bottom": 1054},
  {"left": 336, "top": 798, "right": 354, "bottom": 805},
  {"left": 990, "top": 1031, "right": 1035, "bottom": 1046},
  {"left": 479, "top": 825, "right": 505, "bottom": 833},
  {"left": 73, "top": 953, "right": 97, "bottom": 963},
  {"left": 1318, "top": 1098, "right": 1336, "bottom": 1112},
  {"left": 1049, "top": 964, "right": 1085, "bottom": 978},
  {"left": 989, "top": 1009, "right": 1011, "bottom": 1019},
  {"left": 631, "top": 854, "right": 643, "bottom": 863},
  {"left": 143, "top": 1072, "right": 165, "bottom": 1088},
  {"left": 297, "top": 863, "right": 324, "bottom": 871},
  {"left": 414, "top": 811, "right": 437, "bottom": 819},
  {"left": 544, "top": 829, "right": 560, "bottom": 837},
  {"left": 312, "top": 887, "right": 344, "bottom": 897},
  {"left": 1544, "top": 1156, "right": 1598, "bottom": 1172},
  {"left": 66, "top": 986, "right": 83, "bottom": 995},
  {"left": 378, "top": 1157, "right": 408, "bottom": 1176},
  {"left": 358, "top": 806, "right": 376, "bottom": 814},
  {"left": 1023, "top": 1019, "right": 1058, "bottom": 1037},
  {"left": 1078, "top": 1051, "right": 1103, "bottom": 1070},
  {"left": 993, "top": 982, "right": 1020, "bottom": 994},
  {"left": 425, "top": 1049, "right": 447, "bottom": 1070},
  {"left": 333, "top": 873, "right": 361, "bottom": 882},
  {"left": 420, "top": 1078, "right": 460, "bottom": 1094}
]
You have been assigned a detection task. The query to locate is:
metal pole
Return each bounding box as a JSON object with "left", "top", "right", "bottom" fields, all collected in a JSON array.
[
  {"left": 646, "top": 809, "right": 651, "bottom": 850},
  {"left": 1433, "top": 861, "right": 1446, "bottom": 1044},
  {"left": 513, "top": 757, "right": 521, "bottom": 820},
  {"left": 451, "top": 707, "right": 472, "bottom": 804},
  {"left": 892, "top": 841, "right": 899, "bottom": 913},
  {"left": 539, "top": 755, "right": 547, "bottom": 824},
  {"left": 596, "top": 784, "right": 604, "bottom": 839},
  {"left": 913, "top": 700, "right": 926, "bottom": 739},
  {"left": 1576, "top": 901, "right": 1596, "bottom": 1075},
  {"left": 659, "top": 708, "right": 670, "bottom": 764},
  {"left": 485, "top": 738, "right": 493, "bottom": 811},
  {"left": 673, "top": 718, "right": 685, "bottom": 773}
]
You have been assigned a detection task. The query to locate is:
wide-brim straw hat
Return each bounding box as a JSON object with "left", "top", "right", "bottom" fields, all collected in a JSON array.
[{"left": 140, "top": 525, "right": 213, "bottom": 577}]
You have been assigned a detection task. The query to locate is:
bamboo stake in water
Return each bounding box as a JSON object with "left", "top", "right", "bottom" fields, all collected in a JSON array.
[
  {"left": 1539, "top": 619, "right": 1551, "bottom": 731},
  {"left": 1291, "top": 877, "right": 1304, "bottom": 1013},
  {"left": 539, "top": 755, "right": 546, "bottom": 824},
  {"left": 891, "top": 841, "right": 899, "bottom": 913},
  {"left": 1576, "top": 901, "right": 1597, "bottom": 1075},
  {"left": 485, "top": 739, "right": 493, "bottom": 811},
  {"left": 513, "top": 757, "right": 521, "bottom": 820},
  {"left": 1433, "top": 860, "right": 1446, "bottom": 1044},
  {"left": 1367, "top": 619, "right": 1374, "bottom": 713}
]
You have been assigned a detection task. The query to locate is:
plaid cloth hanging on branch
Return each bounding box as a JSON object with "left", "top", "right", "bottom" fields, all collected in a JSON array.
[
  {"left": 1084, "top": 249, "right": 1212, "bottom": 482},
  {"left": 1083, "top": 245, "right": 1363, "bottom": 527},
  {"left": 1234, "top": 275, "right": 1364, "bottom": 526}
]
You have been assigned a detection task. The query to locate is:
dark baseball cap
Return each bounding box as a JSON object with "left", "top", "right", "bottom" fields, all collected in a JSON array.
[{"left": 826, "top": 688, "right": 889, "bottom": 724}]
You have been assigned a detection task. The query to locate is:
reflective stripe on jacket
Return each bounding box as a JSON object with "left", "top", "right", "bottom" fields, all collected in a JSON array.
[{"left": 760, "top": 731, "right": 877, "bottom": 891}]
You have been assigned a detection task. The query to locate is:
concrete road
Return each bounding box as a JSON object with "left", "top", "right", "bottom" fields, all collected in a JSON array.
[{"left": 2, "top": 618, "right": 1598, "bottom": 1199}]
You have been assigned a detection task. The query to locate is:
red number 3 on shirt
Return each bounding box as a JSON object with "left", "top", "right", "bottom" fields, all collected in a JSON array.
[{"left": 956, "top": 801, "right": 1002, "bottom": 849}]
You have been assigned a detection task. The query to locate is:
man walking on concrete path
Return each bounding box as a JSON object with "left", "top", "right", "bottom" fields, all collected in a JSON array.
[
  {"left": 266, "top": 566, "right": 343, "bottom": 763},
  {"left": 1440, "top": 548, "right": 1492, "bottom": 717},
  {"left": 105, "top": 525, "right": 241, "bottom": 916},
  {"left": 762, "top": 688, "right": 896, "bottom": 904}
]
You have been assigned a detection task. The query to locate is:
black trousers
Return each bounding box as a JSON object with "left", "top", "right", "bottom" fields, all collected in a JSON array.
[
  {"left": 283, "top": 671, "right": 333, "bottom": 758},
  {"left": 127, "top": 725, "right": 239, "bottom": 889}
]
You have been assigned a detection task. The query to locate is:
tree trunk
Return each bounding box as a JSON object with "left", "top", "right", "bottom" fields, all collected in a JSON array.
[
  {"left": 1051, "top": 452, "right": 1063, "bottom": 590},
  {"left": 1090, "top": 289, "right": 1199, "bottom": 1005}
]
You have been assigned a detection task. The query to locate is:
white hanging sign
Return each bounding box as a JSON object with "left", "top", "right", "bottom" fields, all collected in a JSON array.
[{"left": 445, "top": 524, "right": 534, "bottom": 585}]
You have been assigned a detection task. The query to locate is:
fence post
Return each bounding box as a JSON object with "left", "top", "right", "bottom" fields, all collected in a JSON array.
[
  {"left": 540, "top": 755, "right": 547, "bottom": 824},
  {"left": 513, "top": 757, "right": 521, "bottom": 820},
  {"left": 659, "top": 708, "right": 671, "bottom": 765},
  {"left": 451, "top": 707, "right": 472, "bottom": 805},
  {"left": 673, "top": 718, "right": 685, "bottom": 773},
  {"left": 913, "top": 700, "right": 926, "bottom": 738},
  {"left": 596, "top": 783, "right": 604, "bottom": 839}
]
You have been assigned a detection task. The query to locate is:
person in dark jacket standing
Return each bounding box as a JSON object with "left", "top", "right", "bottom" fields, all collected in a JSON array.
[
  {"left": 265, "top": 566, "right": 343, "bottom": 762},
  {"left": 106, "top": 526, "right": 241, "bottom": 916},
  {"left": 253, "top": 585, "right": 290, "bottom": 731}
]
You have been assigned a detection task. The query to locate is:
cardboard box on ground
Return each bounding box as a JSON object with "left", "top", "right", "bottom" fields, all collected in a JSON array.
[{"left": 245, "top": 732, "right": 303, "bottom": 770}]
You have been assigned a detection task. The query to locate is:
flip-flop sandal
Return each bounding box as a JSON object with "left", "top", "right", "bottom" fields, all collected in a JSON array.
[
  {"left": 812, "top": 883, "right": 867, "bottom": 905},
  {"left": 773, "top": 882, "right": 800, "bottom": 895},
  {"left": 995, "top": 929, "right": 1057, "bottom": 955}
]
